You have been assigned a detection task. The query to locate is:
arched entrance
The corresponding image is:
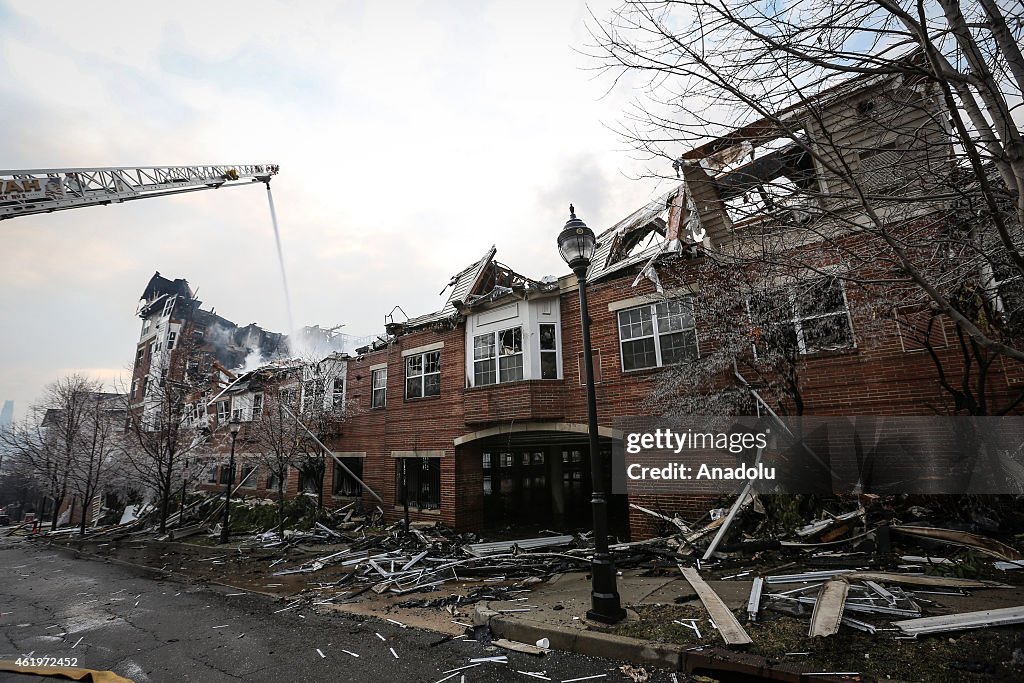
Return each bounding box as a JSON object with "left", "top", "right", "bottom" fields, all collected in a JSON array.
[{"left": 455, "top": 422, "right": 629, "bottom": 538}]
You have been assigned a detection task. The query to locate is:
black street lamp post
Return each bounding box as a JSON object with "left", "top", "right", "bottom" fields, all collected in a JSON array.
[
  {"left": 557, "top": 205, "right": 626, "bottom": 624},
  {"left": 220, "top": 418, "right": 242, "bottom": 544}
]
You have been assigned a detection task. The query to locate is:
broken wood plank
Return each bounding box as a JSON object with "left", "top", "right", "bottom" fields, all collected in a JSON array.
[
  {"left": 808, "top": 580, "right": 848, "bottom": 637},
  {"left": 678, "top": 565, "right": 752, "bottom": 646}
]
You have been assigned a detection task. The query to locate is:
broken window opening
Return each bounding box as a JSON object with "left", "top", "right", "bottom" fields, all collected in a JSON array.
[
  {"left": 371, "top": 368, "right": 387, "bottom": 408},
  {"left": 332, "top": 457, "right": 364, "bottom": 497},
  {"left": 332, "top": 378, "right": 345, "bottom": 409},
  {"left": 251, "top": 393, "right": 263, "bottom": 420},
  {"left": 216, "top": 400, "right": 229, "bottom": 422},
  {"left": 406, "top": 350, "right": 441, "bottom": 399},
  {"left": 473, "top": 327, "right": 524, "bottom": 385},
  {"left": 303, "top": 378, "right": 326, "bottom": 413},
  {"left": 167, "top": 330, "right": 176, "bottom": 350},
  {"left": 396, "top": 457, "right": 441, "bottom": 511},
  {"left": 618, "top": 299, "right": 699, "bottom": 371},
  {"left": 750, "top": 276, "right": 855, "bottom": 355}
]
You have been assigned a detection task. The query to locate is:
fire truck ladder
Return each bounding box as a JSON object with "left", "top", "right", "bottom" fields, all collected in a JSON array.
[{"left": 0, "top": 164, "right": 279, "bottom": 220}]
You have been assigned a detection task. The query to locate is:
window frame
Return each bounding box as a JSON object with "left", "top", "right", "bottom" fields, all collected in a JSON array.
[
  {"left": 750, "top": 276, "right": 856, "bottom": 356},
  {"left": 472, "top": 326, "right": 525, "bottom": 386},
  {"left": 371, "top": 367, "right": 387, "bottom": 408},
  {"left": 405, "top": 350, "right": 441, "bottom": 399},
  {"left": 216, "top": 400, "right": 229, "bottom": 421},
  {"left": 539, "top": 322, "right": 559, "bottom": 380},
  {"left": 617, "top": 298, "right": 699, "bottom": 372}
]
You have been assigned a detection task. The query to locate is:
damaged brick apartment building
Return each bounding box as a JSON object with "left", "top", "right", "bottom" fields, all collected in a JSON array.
[{"left": 128, "top": 65, "right": 1023, "bottom": 540}]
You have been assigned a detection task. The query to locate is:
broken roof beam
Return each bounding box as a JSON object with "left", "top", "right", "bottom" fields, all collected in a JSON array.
[
  {"left": 678, "top": 565, "right": 752, "bottom": 646},
  {"left": 680, "top": 162, "right": 733, "bottom": 248}
]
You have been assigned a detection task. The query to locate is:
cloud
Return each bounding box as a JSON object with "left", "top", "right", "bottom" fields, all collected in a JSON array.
[{"left": 0, "top": 0, "right": 660, "bottom": 419}]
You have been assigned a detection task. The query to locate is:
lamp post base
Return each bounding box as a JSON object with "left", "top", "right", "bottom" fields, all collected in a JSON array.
[
  {"left": 586, "top": 594, "right": 627, "bottom": 624},
  {"left": 587, "top": 559, "right": 626, "bottom": 624}
]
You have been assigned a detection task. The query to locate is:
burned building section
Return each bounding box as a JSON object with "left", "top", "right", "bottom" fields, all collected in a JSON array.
[{"left": 119, "top": 66, "right": 1022, "bottom": 543}]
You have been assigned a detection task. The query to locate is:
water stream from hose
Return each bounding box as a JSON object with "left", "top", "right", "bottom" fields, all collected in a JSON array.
[{"left": 264, "top": 182, "right": 295, "bottom": 339}]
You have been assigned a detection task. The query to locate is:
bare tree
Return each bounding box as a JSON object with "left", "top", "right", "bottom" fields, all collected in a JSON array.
[
  {"left": 242, "top": 367, "right": 306, "bottom": 533},
  {"left": 590, "top": 0, "right": 1023, "bottom": 418},
  {"left": 68, "top": 393, "right": 126, "bottom": 534},
  {"left": 121, "top": 315, "right": 216, "bottom": 533},
  {"left": 0, "top": 375, "right": 105, "bottom": 530}
]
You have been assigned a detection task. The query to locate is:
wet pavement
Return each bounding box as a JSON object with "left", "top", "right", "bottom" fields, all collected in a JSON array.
[{"left": 0, "top": 540, "right": 674, "bottom": 682}]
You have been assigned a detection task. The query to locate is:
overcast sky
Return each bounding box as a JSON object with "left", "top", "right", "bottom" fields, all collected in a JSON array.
[{"left": 0, "top": 1, "right": 676, "bottom": 419}]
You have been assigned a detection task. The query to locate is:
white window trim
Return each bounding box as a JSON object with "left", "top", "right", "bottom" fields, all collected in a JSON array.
[
  {"left": 405, "top": 350, "right": 441, "bottom": 399},
  {"left": 472, "top": 326, "right": 524, "bottom": 386},
  {"left": 371, "top": 367, "right": 387, "bottom": 408},
  {"left": 617, "top": 299, "right": 699, "bottom": 372}
]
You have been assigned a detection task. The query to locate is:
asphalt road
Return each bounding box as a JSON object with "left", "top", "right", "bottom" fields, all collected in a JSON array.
[{"left": 0, "top": 540, "right": 669, "bottom": 683}]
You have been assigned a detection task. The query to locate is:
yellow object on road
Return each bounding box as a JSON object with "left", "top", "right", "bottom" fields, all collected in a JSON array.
[{"left": 0, "top": 660, "right": 135, "bottom": 682}]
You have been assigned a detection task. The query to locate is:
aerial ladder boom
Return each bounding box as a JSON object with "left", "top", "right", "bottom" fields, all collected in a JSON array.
[{"left": 0, "top": 164, "right": 279, "bottom": 220}]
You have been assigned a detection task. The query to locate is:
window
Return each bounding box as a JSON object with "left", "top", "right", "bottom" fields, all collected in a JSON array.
[
  {"left": 333, "top": 458, "right": 364, "bottom": 497},
  {"left": 167, "top": 331, "right": 176, "bottom": 350},
  {"left": 183, "top": 403, "right": 196, "bottom": 424},
  {"left": 371, "top": 368, "right": 387, "bottom": 408},
  {"left": 239, "top": 466, "right": 257, "bottom": 487},
  {"left": 216, "top": 400, "right": 229, "bottom": 421},
  {"left": 162, "top": 297, "right": 175, "bottom": 318},
  {"left": 218, "top": 464, "right": 233, "bottom": 485},
  {"left": 539, "top": 323, "right": 558, "bottom": 379},
  {"left": 406, "top": 350, "right": 441, "bottom": 398},
  {"left": 280, "top": 387, "right": 298, "bottom": 408},
  {"left": 266, "top": 467, "right": 281, "bottom": 491},
  {"left": 750, "top": 277, "right": 854, "bottom": 354},
  {"left": 395, "top": 457, "right": 441, "bottom": 510},
  {"left": 298, "top": 468, "right": 320, "bottom": 493},
  {"left": 135, "top": 347, "right": 145, "bottom": 363},
  {"left": 131, "top": 379, "right": 140, "bottom": 400},
  {"left": 206, "top": 465, "right": 218, "bottom": 484},
  {"left": 303, "top": 379, "right": 325, "bottom": 412},
  {"left": 473, "top": 327, "right": 523, "bottom": 386},
  {"left": 618, "top": 299, "right": 698, "bottom": 371},
  {"left": 231, "top": 407, "right": 243, "bottom": 421},
  {"left": 142, "top": 318, "right": 152, "bottom": 336},
  {"left": 251, "top": 393, "right": 263, "bottom": 420},
  {"left": 332, "top": 378, "right": 345, "bottom": 409}
]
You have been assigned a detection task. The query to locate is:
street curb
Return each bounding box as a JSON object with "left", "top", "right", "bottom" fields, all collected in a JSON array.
[
  {"left": 474, "top": 602, "right": 684, "bottom": 671},
  {"left": 472, "top": 603, "right": 854, "bottom": 682}
]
